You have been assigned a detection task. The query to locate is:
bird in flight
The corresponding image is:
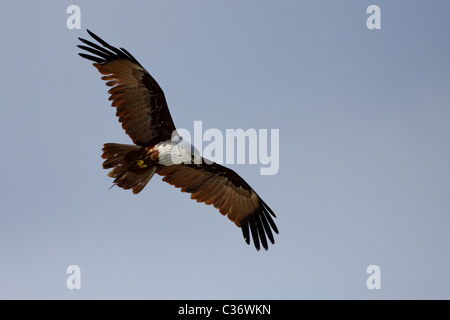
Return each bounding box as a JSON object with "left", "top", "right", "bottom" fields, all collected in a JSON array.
[{"left": 77, "top": 30, "right": 278, "bottom": 250}]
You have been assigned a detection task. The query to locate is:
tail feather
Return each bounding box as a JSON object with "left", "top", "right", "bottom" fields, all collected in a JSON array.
[{"left": 101, "top": 143, "right": 157, "bottom": 194}]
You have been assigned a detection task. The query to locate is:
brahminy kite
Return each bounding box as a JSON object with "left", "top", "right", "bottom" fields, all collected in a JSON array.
[{"left": 77, "top": 30, "right": 278, "bottom": 250}]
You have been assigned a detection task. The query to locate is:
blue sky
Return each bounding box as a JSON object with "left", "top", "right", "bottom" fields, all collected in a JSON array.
[{"left": 0, "top": 0, "right": 449, "bottom": 299}]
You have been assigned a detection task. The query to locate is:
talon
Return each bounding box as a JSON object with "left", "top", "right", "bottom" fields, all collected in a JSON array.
[{"left": 136, "top": 159, "right": 148, "bottom": 168}]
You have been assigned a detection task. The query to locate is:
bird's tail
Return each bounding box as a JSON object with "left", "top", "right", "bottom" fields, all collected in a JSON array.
[{"left": 101, "top": 143, "right": 157, "bottom": 194}]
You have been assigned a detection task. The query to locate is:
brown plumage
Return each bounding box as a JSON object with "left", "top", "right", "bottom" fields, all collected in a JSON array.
[{"left": 78, "top": 30, "right": 278, "bottom": 250}]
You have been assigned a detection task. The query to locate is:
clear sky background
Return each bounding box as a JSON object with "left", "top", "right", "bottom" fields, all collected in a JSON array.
[{"left": 0, "top": 1, "right": 449, "bottom": 299}]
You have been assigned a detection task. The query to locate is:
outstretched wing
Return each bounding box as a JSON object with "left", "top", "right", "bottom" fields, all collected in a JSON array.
[
  {"left": 78, "top": 30, "right": 176, "bottom": 146},
  {"left": 157, "top": 161, "right": 279, "bottom": 250}
]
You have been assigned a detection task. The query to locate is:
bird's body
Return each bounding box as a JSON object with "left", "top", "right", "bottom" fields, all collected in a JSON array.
[
  {"left": 78, "top": 30, "right": 278, "bottom": 250},
  {"left": 152, "top": 137, "right": 201, "bottom": 167}
]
